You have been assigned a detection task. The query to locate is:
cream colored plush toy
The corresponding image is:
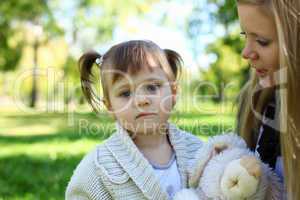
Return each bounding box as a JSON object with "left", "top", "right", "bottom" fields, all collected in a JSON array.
[{"left": 174, "top": 134, "right": 283, "bottom": 200}]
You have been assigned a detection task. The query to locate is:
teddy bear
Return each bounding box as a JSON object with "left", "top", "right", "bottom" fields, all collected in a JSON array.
[{"left": 174, "top": 134, "right": 283, "bottom": 200}]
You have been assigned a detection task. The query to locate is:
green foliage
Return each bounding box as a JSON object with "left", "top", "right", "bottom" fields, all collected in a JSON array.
[
  {"left": 0, "top": 0, "right": 48, "bottom": 21},
  {"left": 195, "top": 33, "right": 249, "bottom": 102},
  {"left": 207, "top": 0, "right": 238, "bottom": 31},
  {"left": 207, "top": 33, "right": 248, "bottom": 83},
  {"left": 186, "top": 0, "right": 250, "bottom": 101},
  {"left": 0, "top": 0, "right": 62, "bottom": 72},
  {"left": 0, "top": 0, "right": 162, "bottom": 107},
  {"left": 0, "top": 27, "right": 23, "bottom": 71}
]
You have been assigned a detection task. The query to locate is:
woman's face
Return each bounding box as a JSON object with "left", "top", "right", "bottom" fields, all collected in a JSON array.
[{"left": 238, "top": 3, "right": 279, "bottom": 88}]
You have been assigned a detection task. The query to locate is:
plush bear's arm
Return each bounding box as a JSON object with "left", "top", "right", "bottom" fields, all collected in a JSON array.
[{"left": 188, "top": 143, "right": 214, "bottom": 188}]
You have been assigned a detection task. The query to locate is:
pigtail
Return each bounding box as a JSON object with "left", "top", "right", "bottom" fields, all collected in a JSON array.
[
  {"left": 78, "top": 51, "right": 102, "bottom": 112},
  {"left": 164, "top": 49, "right": 183, "bottom": 80}
]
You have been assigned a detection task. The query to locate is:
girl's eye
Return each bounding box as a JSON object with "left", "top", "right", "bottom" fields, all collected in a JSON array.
[
  {"left": 257, "top": 39, "right": 270, "bottom": 47},
  {"left": 146, "top": 83, "right": 161, "bottom": 92},
  {"left": 119, "top": 90, "right": 131, "bottom": 98}
]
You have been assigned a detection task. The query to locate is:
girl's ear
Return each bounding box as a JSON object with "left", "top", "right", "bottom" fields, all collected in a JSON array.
[
  {"left": 103, "top": 99, "right": 117, "bottom": 120},
  {"left": 103, "top": 99, "right": 110, "bottom": 110}
]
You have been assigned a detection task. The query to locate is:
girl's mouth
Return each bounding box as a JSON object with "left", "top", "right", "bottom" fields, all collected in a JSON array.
[{"left": 136, "top": 113, "right": 156, "bottom": 119}]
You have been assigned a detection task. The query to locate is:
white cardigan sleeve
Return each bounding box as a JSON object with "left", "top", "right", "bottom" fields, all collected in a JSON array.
[{"left": 65, "top": 148, "right": 112, "bottom": 200}]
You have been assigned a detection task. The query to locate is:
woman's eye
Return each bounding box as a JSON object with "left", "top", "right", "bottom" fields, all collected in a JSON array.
[
  {"left": 119, "top": 90, "right": 131, "bottom": 97},
  {"left": 240, "top": 31, "right": 246, "bottom": 38},
  {"left": 257, "top": 39, "right": 270, "bottom": 47}
]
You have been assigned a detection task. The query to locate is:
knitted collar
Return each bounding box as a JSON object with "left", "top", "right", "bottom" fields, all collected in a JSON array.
[{"left": 102, "top": 122, "right": 189, "bottom": 199}]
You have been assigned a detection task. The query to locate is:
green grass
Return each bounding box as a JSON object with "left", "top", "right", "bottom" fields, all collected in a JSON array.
[{"left": 0, "top": 102, "right": 235, "bottom": 199}]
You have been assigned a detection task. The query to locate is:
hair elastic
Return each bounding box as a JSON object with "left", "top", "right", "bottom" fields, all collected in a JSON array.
[{"left": 95, "top": 57, "right": 103, "bottom": 66}]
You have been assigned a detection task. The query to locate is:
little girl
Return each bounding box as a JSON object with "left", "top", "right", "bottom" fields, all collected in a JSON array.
[{"left": 66, "top": 40, "right": 203, "bottom": 200}]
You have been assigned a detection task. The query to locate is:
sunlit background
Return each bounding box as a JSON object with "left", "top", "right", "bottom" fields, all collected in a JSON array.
[{"left": 0, "top": 0, "right": 250, "bottom": 199}]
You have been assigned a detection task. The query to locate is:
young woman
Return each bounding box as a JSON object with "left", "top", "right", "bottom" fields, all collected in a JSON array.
[{"left": 236, "top": 0, "right": 300, "bottom": 199}]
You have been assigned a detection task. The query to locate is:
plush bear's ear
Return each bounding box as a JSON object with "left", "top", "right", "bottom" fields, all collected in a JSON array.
[
  {"left": 213, "top": 142, "right": 229, "bottom": 155},
  {"left": 209, "top": 133, "right": 247, "bottom": 149}
]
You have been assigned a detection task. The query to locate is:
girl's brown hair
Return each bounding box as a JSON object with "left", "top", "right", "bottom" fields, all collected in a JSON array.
[
  {"left": 236, "top": 0, "right": 300, "bottom": 198},
  {"left": 78, "top": 40, "right": 183, "bottom": 112}
]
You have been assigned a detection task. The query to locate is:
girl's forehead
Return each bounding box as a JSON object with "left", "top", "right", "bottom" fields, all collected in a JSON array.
[
  {"left": 106, "top": 53, "right": 166, "bottom": 82},
  {"left": 110, "top": 67, "right": 168, "bottom": 88}
]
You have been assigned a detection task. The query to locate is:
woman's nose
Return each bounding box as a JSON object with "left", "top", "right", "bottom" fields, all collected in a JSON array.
[{"left": 242, "top": 43, "right": 258, "bottom": 60}]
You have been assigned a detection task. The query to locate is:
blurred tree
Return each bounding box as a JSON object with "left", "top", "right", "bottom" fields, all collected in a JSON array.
[
  {"left": 201, "top": 34, "right": 247, "bottom": 102},
  {"left": 0, "top": 0, "right": 61, "bottom": 72},
  {"left": 207, "top": 0, "right": 238, "bottom": 34},
  {"left": 186, "top": 0, "right": 249, "bottom": 102},
  {"left": 0, "top": 0, "right": 63, "bottom": 107}
]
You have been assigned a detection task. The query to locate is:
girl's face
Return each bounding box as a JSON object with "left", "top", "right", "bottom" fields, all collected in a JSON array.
[
  {"left": 106, "top": 56, "right": 176, "bottom": 136},
  {"left": 238, "top": 4, "right": 279, "bottom": 88}
]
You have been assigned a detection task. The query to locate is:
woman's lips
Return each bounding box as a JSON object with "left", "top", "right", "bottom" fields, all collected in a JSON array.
[
  {"left": 255, "top": 68, "right": 268, "bottom": 76},
  {"left": 136, "top": 113, "right": 156, "bottom": 119}
]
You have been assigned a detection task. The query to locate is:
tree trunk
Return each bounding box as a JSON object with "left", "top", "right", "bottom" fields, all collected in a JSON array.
[{"left": 30, "top": 40, "right": 39, "bottom": 108}]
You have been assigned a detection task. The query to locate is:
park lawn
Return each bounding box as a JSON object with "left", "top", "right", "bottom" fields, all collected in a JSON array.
[{"left": 0, "top": 103, "right": 235, "bottom": 199}]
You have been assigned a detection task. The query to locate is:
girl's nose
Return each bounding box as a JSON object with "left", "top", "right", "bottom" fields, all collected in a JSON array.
[{"left": 135, "top": 95, "right": 150, "bottom": 107}]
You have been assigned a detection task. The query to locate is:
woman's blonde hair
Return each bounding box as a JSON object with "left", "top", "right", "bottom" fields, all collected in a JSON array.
[
  {"left": 273, "top": 0, "right": 300, "bottom": 198},
  {"left": 236, "top": 0, "right": 300, "bottom": 198}
]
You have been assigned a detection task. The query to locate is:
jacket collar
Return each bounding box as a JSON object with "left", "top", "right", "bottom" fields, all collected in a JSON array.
[{"left": 104, "top": 122, "right": 188, "bottom": 199}]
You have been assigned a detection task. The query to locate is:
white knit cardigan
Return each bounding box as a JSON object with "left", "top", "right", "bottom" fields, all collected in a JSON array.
[{"left": 65, "top": 123, "right": 203, "bottom": 200}]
